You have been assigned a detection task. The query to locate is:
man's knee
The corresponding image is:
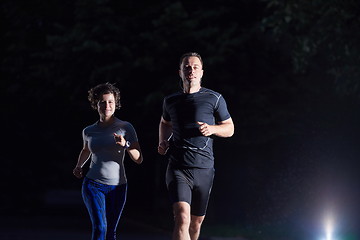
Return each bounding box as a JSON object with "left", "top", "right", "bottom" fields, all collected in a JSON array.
[
  {"left": 189, "top": 215, "right": 205, "bottom": 233},
  {"left": 173, "top": 202, "right": 191, "bottom": 226},
  {"left": 174, "top": 211, "right": 191, "bottom": 226}
]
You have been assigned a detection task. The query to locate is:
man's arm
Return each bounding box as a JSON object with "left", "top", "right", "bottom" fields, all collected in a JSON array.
[
  {"left": 198, "top": 117, "right": 234, "bottom": 137},
  {"left": 158, "top": 116, "right": 173, "bottom": 155}
]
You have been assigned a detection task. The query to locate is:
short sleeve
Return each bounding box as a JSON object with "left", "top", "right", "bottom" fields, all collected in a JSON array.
[
  {"left": 162, "top": 98, "right": 171, "bottom": 121},
  {"left": 124, "top": 122, "right": 138, "bottom": 143},
  {"left": 82, "top": 128, "right": 89, "bottom": 142},
  {"left": 214, "top": 95, "right": 231, "bottom": 122}
]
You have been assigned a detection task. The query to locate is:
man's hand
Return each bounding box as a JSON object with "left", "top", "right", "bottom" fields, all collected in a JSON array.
[
  {"left": 197, "top": 121, "right": 214, "bottom": 136},
  {"left": 158, "top": 140, "right": 170, "bottom": 155}
]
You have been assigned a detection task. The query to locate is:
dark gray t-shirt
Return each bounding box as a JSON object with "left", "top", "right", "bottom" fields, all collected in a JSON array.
[
  {"left": 162, "top": 87, "right": 231, "bottom": 168},
  {"left": 83, "top": 118, "right": 138, "bottom": 185}
]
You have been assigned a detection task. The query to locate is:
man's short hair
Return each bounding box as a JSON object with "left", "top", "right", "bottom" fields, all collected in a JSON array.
[{"left": 179, "top": 52, "right": 203, "bottom": 69}]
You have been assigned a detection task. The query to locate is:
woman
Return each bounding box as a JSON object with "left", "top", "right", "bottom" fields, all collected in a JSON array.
[{"left": 73, "top": 82, "right": 143, "bottom": 240}]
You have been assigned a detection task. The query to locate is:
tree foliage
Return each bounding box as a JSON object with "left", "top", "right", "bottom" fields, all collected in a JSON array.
[
  {"left": 2, "top": 0, "right": 360, "bottom": 228},
  {"left": 261, "top": 0, "right": 360, "bottom": 95}
]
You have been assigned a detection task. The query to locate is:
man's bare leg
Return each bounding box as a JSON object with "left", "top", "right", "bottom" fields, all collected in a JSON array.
[
  {"left": 189, "top": 215, "right": 205, "bottom": 240},
  {"left": 172, "top": 201, "right": 191, "bottom": 240}
]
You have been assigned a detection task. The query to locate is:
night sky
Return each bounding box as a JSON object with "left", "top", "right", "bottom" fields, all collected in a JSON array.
[{"left": 2, "top": 0, "right": 360, "bottom": 239}]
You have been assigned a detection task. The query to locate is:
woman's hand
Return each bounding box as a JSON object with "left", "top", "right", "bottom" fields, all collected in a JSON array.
[
  {"left": 114, "top": 133, "right": 127, "bottom": 147},
  {"left": 73, "top": 166, "right": 83, "bottom": 178}
]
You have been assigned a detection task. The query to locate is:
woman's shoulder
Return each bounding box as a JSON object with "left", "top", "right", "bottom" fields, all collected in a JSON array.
[
  {"left": 113, "top": 118, "right": 134, "bottom": 128},
  {"left": 82, "top": 121, "right": 98, "bottom": 132}
]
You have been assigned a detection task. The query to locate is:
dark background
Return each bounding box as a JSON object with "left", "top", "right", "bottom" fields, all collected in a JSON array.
[{"left": 2, "top": 0, "right": 360, "bottom": 239}]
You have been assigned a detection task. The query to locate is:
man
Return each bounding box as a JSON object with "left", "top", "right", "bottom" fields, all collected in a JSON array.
[{"left": 158, "top": 52, "right": 234, "bottom": 240}]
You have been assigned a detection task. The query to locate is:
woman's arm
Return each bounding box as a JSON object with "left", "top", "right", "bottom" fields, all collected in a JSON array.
[
  {"left": 114, "top": 133, "right": 143, "bottom": 164},
  {"left": 127, "top": 141, "right": 143, "bottom": 164},
  {"left": 73, "top": 140, "right": 91, "bottom": 178}
]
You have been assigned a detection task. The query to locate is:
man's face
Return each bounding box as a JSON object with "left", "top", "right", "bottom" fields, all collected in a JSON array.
[{"left": 179, "top": 56, "right": 204, "bottom": 87}]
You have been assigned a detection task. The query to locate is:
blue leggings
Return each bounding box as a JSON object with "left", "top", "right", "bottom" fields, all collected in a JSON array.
[{"left": 82, "top": 177, "right": 127, "bottom": 240}]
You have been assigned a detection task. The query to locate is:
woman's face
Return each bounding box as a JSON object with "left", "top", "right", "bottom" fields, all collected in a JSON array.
[{"left": 97, "top": 93, "right": 116, "bottom": 119}]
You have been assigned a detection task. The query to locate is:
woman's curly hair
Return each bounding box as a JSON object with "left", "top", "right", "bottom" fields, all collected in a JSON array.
[{"left": 88, "top": 83, "right": 121, "bottom": 110}]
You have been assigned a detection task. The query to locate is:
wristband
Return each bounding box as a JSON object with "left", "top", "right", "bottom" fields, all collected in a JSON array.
[{"left": 124, "top": 141, "right": 131, "bottom": 149}]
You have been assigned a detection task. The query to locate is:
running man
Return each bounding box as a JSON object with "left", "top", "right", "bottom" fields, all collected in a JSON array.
[{"left": 158, "top": 52, "right": 234, "bottom": 240}]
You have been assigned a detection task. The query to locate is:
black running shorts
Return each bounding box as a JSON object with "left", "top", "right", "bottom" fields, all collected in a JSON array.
[{"left": 166, "top": 164, "right": 215, "bottom": 216}]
